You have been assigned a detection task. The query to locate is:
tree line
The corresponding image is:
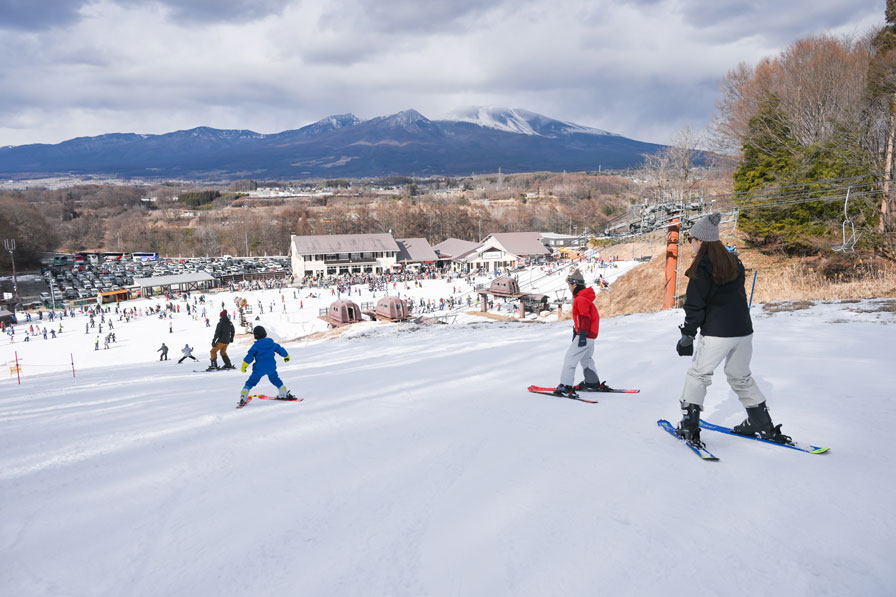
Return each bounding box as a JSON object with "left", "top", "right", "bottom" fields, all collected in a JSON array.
[
  {"left": 710, "top": 6, "right": 896, "bottom": 255},
  {"left": 0, "top": 173, "right": 644, "bottom": 268}
]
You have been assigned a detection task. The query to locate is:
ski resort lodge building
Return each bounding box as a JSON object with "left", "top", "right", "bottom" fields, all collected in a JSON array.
[
  {"left": 395, "top": 238, "right": 439, "bottom": 270},
  {"left": 290, "top": 231, "right": 552, "bottom": 278},
  {"left": 434, "top": 232, "right": 551, "bottom": 272},
  {"left": 290, "top": 233, "right": 402, "bottom": 277}
]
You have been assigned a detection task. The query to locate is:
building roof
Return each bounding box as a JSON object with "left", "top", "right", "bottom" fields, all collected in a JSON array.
[
  {"left": 291, "top": 233, "right": 399, "bottom": 255},
  {"left": 433, "top": 238, "right": 480, "bottom": 260},
  {"left": 132, "top": 272, "right": 215, "bottom": 287},
  {"left": 396, "top": 238, "right": 438, "bottom": 263},
  {"left": 481, "top": 232, "right": 551, "bottom": 257}
]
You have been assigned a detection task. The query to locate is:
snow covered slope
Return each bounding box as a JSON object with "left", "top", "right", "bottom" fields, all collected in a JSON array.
[{"left": 1, "top": 275, "right": 894, "bottom": 596}]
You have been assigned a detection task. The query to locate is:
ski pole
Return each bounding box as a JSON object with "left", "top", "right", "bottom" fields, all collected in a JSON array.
[{"left": 749, "top": 270, "right": 758, "bottom": 308}]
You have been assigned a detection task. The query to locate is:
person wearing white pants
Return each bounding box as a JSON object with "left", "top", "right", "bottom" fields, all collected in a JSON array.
[
  {"left": 559, "top": 337, "right": 600, "bottom": 389},
  {"left": 675, "top": 214, "right": 790, "bottom": 448},
  {"left": 680, "top": 334, "right": 765, "bottom": 409}
]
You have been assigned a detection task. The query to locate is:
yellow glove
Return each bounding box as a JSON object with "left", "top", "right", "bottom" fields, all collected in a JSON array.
[
  {"left": 240, "top": 362, "right": 248, "bottom": 373},
  {"left": 283, "top": 355, "right": 290, "bottom": 362}
]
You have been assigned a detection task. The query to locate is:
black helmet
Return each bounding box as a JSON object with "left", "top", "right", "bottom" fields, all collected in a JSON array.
[{"left": 253, "top": 325, "right": 267, "bottom": 339}]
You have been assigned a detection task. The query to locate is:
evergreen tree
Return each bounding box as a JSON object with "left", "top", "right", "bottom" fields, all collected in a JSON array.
[{"left": 735, "top": 95, "right": 876, "bottom": 252}]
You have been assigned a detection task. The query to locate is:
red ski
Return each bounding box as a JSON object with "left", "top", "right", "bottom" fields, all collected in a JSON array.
[
  {"left": 251, "top": 394, "right": 303, "bottom": 402},
  {"left": 527, "top": 386, "right": 599, "bottom": 403},
  {"left": 237, "top": 394, "right": 303, "bottom": 409}
]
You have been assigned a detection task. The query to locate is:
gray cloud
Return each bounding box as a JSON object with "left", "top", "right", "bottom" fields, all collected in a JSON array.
[
  {"left": 319, "top": 0, "right": 510, "bottom": 33},
  {"left": 117, "top": 0, "right": 292, "bottom": 23},
  {"left": 0, "top": 0, "right": 88, "bottom": 30}
]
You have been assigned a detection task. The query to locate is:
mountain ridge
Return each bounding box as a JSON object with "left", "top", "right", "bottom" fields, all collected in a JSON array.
[{"left": 0, "top": 107, "right": 670, "bottom": 180}]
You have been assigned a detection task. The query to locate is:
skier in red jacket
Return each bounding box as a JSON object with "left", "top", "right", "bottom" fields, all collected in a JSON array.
[{"left": 554, "top": 268, "right": 608, "bottom": 397}]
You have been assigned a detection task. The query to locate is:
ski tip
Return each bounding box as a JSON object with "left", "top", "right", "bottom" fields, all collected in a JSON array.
[{"left": 810, "top": 447, "right": 830, "bottom": 454}]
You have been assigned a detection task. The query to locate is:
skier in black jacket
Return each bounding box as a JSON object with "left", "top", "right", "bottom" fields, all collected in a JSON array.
[
  {"left": 674, "top": 213, "right": 790, "bottom": 447},
  {"left": 209, "top": 310, "right": 235, "bottom": 370}
]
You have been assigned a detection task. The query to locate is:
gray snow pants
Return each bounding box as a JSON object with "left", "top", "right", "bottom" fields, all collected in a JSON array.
[
  {"left": 680, "top": 334, "right": 765, "bottom": 408},
  {"left": 559, "top": 337, "right": 600, "bottom": 386}
]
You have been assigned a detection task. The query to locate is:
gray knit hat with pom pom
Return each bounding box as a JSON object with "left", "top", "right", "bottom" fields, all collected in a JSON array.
[{"left": 690, "top": 213, "right": 722, "bottom": 242}]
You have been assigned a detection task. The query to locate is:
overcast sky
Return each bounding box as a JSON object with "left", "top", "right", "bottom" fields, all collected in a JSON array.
[{"left": 0, "top": 0, "right": 883, "bottom": 148}]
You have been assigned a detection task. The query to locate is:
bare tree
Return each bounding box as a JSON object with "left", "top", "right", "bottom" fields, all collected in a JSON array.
[
  {"left": 640, "top": 127, "right": 704, "bottom": 200},
  {"left": 710, "top": 34, "right": 870, "bottom": 154}
]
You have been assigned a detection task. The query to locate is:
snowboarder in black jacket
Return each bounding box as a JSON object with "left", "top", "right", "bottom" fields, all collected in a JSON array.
[{"left": 209, "top": 310, "right": 235, "bottom": 370}]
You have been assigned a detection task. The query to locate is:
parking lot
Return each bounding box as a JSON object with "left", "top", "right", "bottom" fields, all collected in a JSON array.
[{"left": 35, "top": 255, "right": 291, "bottom": 307}]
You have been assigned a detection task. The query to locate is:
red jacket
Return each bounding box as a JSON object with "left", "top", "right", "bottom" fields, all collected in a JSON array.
[{"left": 572, "top": 287, "right": 600, "bottom": 339}]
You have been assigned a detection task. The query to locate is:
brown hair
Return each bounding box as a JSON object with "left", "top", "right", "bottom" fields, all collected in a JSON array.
[{"left": 684, "top": 240, "right": 739, "bottom": 285}]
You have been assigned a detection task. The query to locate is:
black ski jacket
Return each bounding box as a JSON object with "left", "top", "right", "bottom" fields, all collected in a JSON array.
[
  {"left": 681, "top": 254, "right": 753, "bottom": 338},
  {"left": 212, "top": 317, "right": 235, "bottom": 345}
]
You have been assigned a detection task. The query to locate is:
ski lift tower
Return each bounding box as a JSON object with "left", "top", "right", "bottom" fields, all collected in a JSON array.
[
  {"left": 2, "top": 239, "right": 17, "bottom": 299},
  {"left": 663, "top": 217, "right": 680, "bottom": 309},
  {"left": 602, "top": 192, "right": 721, "bottom": 310}
]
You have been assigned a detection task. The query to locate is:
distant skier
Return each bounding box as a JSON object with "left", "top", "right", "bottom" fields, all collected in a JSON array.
[
  {"left": 208, "top": 310, "right": 235, "bottom": 370},
  {"left": 674, "top": 213, "right": 790, "bottom": 448},
  {"left": 158, "top": 342, "right": 169, "bottom": 361},
  {"left": 553, "top": 269, "right": 606, "bottom": 398},
  {"left": 178, "top": 344, "right": 197, "bottom": 364},
  {"left": 237, "top": 326, "right": 294, "bottom": 407}
]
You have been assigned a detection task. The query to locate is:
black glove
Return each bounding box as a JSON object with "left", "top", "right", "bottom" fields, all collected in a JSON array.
[
  {"left": 676, "top": 328, "right": 694, "bottom": 356},
  {"left": 578, "top": 330, "right": 588, "bottom": 347}
]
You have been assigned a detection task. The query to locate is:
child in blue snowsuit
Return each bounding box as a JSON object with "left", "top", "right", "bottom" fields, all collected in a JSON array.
[{"left": 238, "top": 326, "right": 294, "bottom": 407}]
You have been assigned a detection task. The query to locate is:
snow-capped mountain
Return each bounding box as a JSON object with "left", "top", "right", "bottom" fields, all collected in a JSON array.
[
  {"left": 291, "top": 114, "right": 361, "bottom": 138},
  {"left": 439, "top": 106, "right": 613, "bottom": 138},
  {"left": 0, "top": 108, "right": 667, "bottom": 180}
]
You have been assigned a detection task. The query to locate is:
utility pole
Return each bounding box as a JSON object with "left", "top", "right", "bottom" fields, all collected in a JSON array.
[{"left": 3, "top": 238, "right": 18, "bottom": 299}]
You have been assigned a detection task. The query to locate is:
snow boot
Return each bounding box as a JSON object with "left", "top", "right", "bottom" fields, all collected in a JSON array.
[
  {"left": 207, "top": 359, "right": 219, "bottom": 371},
  {"left": 220, "top": 355, "right": 234, "bottom": 370},
  {"left": 732, "top": 402, "right": 792, "bottom": 444},
  {"left": 676, "top": 401, "right": 704, "bottom": 448},
  {"left": 553, "top": 384, "right": 578, "bottom": 398},
  {"left": 277, "top": 386, "right": 297, "bottom": 401},
  {"left": 237, "top": 389, "right": 249, "bottom": 408}
]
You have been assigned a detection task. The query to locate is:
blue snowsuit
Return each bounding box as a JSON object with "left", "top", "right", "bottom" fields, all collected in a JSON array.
[{"left": 241, "top": 337, "right": 289, "bottom": 391}]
